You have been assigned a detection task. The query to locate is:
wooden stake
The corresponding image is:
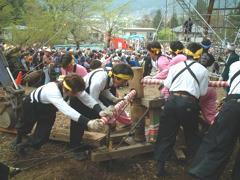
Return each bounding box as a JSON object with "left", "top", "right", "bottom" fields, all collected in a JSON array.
[{"left": 128, "top": 67, "right": 146, "bottom": 142}]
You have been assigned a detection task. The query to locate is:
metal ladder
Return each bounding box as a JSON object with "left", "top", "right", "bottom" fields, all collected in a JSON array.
[{"left": 176, "top": 0, "right": 223, "bottom": 44}]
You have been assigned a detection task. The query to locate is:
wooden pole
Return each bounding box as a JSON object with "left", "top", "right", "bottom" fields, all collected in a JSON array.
[{"left": 128, "top": 67, "right": 146, "bottom": 142}]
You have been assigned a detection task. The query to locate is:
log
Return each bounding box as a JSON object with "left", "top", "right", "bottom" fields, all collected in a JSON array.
[
  {"left": 50, "top": 129, "right": 106, "bottom": 147},
  {"left": 91, "top": 143, "right": 153, "bottom": 162},
  {"left": 128, "top": 67, "right": 146, "bottom": 142},
  {"left": 141, "top": 96, "right": 165, "bottom": 109}
]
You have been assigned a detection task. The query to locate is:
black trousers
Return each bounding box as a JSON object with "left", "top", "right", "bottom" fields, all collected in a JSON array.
[
  {"left": 0, "top": 162, "right": 9, "bottom": 180},
  {"left": 189, "top": 99, "right": 240, "bottom": 180},
  {"left": 154, "top": 94, "right": 201, "bottom": 162},
  {"left": 69, "top": 97, "right": 99, "bottom": 149},
  {"left": 16, "top": 96, "right": 56, "bottom": 149}
]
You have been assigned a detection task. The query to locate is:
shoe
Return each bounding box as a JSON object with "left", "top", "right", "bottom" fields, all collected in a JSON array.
[
  {"left": 9, "top": 167, "right": 21, "bottom": 177},
  {"left": 156, "top": 161, "right": 168, "bottom": 177},
  {"left": 124, "top": 136, "right": 136, "bottom": 145}
]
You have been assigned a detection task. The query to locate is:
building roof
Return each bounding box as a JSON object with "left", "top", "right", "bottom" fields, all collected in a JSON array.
[
  {"left": 123, "top": 28, "right": 156, "bottom": 32},
  {"left": 172, "top": 24, "right": 213, "bottom": 34}
]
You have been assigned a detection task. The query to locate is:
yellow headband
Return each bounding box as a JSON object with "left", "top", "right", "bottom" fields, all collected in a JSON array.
[
  {"left": 151, "top": 48, "right": 161, "bottom": 55},
  {"left": 169, "top": 48, "right": 183, "bottom": 55},
  {"left": 184, "top": 48, "right": 203, "bottom": 60},
  {"left": 108, "top": 71, "right": 132, "bottom": 80},
  {"left": 63, "top": 80, "right": 72, "bottom": 91}
]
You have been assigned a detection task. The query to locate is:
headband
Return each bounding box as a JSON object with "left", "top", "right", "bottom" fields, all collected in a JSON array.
[
  {"left": 108, "top": 71, "right": 132, "bottom": 80},
  {"left": 184, "top": 48, "right": 203, "bottom": 60},
  {"left": 150, "top": 48, "right": 161, "bottom": 55},
  {"left": 169, "top": 47, "right": 183, "bottom": 55},
  {"left": 63, "top": 80, "right": 72, "bottom": 91}
]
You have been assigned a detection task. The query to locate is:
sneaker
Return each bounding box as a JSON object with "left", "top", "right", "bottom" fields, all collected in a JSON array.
[{"left": 9, "top": 167, "right": 21, "bottom": 177}]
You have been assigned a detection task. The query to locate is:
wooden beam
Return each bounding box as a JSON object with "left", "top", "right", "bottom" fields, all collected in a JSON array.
[
  {"left": 91, "top": 143, "right": 153, "bottom": 162},
  {"left": 141, "top": 96, "right": 165, "bottom": 109},
  {"left": 128, "top": 67, "right": 146, "bottom": 142},
  {"left": 50, "top": 129, "right": 106, "bottom": 147}
]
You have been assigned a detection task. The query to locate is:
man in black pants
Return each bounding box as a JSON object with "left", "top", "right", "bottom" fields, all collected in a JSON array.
[
  {"left": 69, "top": 63, "right": 134, "bottom": 157},
  {"left": 189, "top": 60, "right": 240, "bottom": 180},
  {"left": 154, "top": 42, "right": 209, "bottom": 176},
  {"left": 13, "top": 74, "right": 107, "bottom": 156}
]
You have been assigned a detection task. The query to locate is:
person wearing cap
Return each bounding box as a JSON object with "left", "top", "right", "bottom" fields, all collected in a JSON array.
[
  {"left": 154, "top": 42, "right": 208, "bottom": 176},
  {"left": 189, "top": 60, "right": 240, "bottom": 180},
  {"left": 146, "top": 41, "right": 170, "bottom": 76},
  {"left": 198, "top": 39, "right": 217, "bottom": 127},
  {"left": 199, "top": 38, "right": 215, "bottom": 68},
  {"left": 61, "top": 52, "right": 87, "bottom": 77},
  {"left": 12, "top": 74, "right": 107, "bottom": 155},
  {"left": 221, "top": 43, "right": 239, "bottom": 91}
]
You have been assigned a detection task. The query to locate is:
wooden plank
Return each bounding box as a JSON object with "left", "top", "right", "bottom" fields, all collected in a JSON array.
[
  {"left": 141, "top": 96, "right": 165, "bottom": 108},
  {"left": 91, "top": 143, "right": 154, "bottom": 162},
  {"left": 0, "top": 127, "right": 17, "bottom": 134},
  {"left": 110, "top": 131, "right": 129, "bottom": 143},
  {"left": 50, "top": 130, "right": 106, "bottom": 147}
]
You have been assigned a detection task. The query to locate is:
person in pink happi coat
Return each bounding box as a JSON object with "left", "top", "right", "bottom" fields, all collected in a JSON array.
[{"left": 153, "top": 41, "right": 187, "bottom": 99}]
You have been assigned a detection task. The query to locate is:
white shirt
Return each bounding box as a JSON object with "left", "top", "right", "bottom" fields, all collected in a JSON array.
[
  {"left": 228, "top": 61, "right": 240, "bottom": 94},
  {"left": 84, "top": 68, "right": 115, "bottom": 109},
  {"left": 30, "top": 82, "right": 98, "bottom": 122},
  {"left": 164, "top": 60, "right": 209, "bottom": 98}
]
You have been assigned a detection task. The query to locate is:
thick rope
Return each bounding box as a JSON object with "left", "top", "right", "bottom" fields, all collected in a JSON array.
[
  {"left": 141, "top": 78, "right": 229, "bottom": 88},
  {"left": 100, "top": 89, "right": 137, "bottom": 124}
]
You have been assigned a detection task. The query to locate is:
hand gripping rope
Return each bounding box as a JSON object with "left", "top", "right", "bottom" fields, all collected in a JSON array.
[{"left": 100, "top": 89, "right": 137, "bottom": 125}]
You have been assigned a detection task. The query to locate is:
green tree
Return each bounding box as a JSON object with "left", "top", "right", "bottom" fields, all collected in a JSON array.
[
  {"left": 168, "top": 12, "right": 178, "bottom": 28},
  {"left": 195, "top": 0, "right": 207, "bottom": 19},
  {"left": 157, "top": 27, "right": 176, "bottom": 41},
  {"left": 135, "top": 14, "right": 153, "bottom": 28},
  {"left": 0, "top": 0, "right": 16, "bottom": 37},
  {"left": 95, "top": 0, "right": 131, "bottom": 48},
  {"left": 227, "top": 2, "right": 240, "bottom": 42},
  {"left": 152, "top": 9, "right": 162, "bottom": 29},
  {"left": 8, "top": 0, "right": 98, "bottom": 47}
]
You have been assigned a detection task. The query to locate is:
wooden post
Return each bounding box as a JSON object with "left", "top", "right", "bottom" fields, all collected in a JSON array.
[{"left": 128, "top": 67, "right": 146, "bottom": 142}]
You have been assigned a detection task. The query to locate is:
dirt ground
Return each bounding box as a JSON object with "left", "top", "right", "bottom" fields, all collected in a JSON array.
[{"left": 0, "top": 86, "right": 238, "bottom": 180}]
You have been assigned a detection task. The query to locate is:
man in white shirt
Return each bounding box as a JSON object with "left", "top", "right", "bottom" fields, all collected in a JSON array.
[
  {"left": 13, "top": 74, "right": 107, "bottom": 155},
  {"left": 69, "top": 63, "right": 134, "bottom": 152},
  {"left": 155, "top": 42, "right": 208, "bottom": 176},
  {"left": 189, "top": 60, "right": 240, "bottom": 180}
]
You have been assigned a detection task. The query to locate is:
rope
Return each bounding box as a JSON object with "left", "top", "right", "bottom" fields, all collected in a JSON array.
[
  {"left": 13, "top": 145, "right": 85, "bottom": 172},
  {"left": 100, "top": 90, "right": 137, "bottom": 124},
  {"left": 141, "top": 78, "right": 229, "bottom": 88}
]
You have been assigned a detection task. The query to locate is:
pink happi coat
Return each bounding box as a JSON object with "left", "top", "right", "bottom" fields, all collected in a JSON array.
[
  {"left": 154, "top": 54, "right": 187, "bottom": 99},
  {"left": 199, "top": 87, "right": 217, "bottom": 124}
]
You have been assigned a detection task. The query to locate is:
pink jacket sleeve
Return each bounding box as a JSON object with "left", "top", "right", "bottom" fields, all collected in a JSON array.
[
  {"left": 157, "top": 56, "right": 169, "bottom": 72},
  {"left": 199, "top": 87, "right": 217, "bottom": 124},
  {"left": 75, "top": 64, "right": 88, "bottom": 77}
]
